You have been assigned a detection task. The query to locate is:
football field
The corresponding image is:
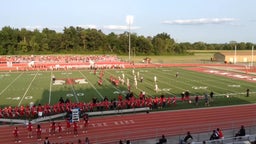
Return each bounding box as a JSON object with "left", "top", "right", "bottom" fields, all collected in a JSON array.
[{"left": 0, "top": 66, "right": 255, "bottom": 107}]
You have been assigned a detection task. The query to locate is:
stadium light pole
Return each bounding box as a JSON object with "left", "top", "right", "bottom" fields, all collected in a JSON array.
[
  {"left": 252, "top": 45, "right": 254, "bottom": 67},
  {"left": 126, "top": 15, "right": 133, "bottom": 62},
  {"left": 234, "top": 45, "right": 237, "bottom": 64}
]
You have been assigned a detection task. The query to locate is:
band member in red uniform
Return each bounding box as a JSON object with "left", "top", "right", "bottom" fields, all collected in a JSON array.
[
  {"left": 50, "top": 121, "right": 56, "bottom": 135},
  {"left": 66, "top": 118, "right": 71, "bottom": 134},
  {"left": 57, "top": 122, "right": 62, "bottom": 138},
  {"left": 13, "top": 126, "right": 20, "bottom": 143},
  {"left": 27, "top": 121, "right": 33, "bottom": 138},
  {"left": 83, "top": 114, "right": 89, "bottom": 133},
  {"left": 73, "top": 121, "right": 78, "bottom": 136},
  {"left": 172, "top": 96, "right": 177, "bottom": 106},
  {"left": 36, "top": 124, "right": 42, "bottom": 140}
]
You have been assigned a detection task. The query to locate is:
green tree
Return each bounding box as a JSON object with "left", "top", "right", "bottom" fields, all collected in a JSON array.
[
  {"left": 135, "top": 36, "right": 153, "bottom": 54},
  {"left": 152, "top": 32, "right": 175, "bottom": 55},
  {"left": 106, "top": 32, "right": 119, "bottom": 53}
]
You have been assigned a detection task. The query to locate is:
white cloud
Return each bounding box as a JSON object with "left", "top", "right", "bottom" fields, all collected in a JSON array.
[
  {"left": 24, "top": 25, "right": 44, "bottom": 30},
  {"left": 103, "top": 25, "right": 140, "bottom": 31},
  {"left": 22, "top": 24, "right": 140, "bottom": 32},
  {"left": 24, "top": 25, "right": 98, "bottom": 31},
  {"left": 76, "top": 25, "right": 97, "bottom": 29},
  {"left": 162, "top": 18, "right": 237, "bottom": 25}
]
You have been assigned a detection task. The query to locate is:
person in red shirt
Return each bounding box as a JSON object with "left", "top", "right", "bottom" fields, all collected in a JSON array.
[
  {"left": 57, "top": 122, "right": 62, "bottom": 138},
  {"left": 13, "top": 126, "right": 20, "bottom": 143},
  {"left": 83, "top": 115, "right": 89, "bottom": 133},
  {"left": 0, "top": 108, "right": 3, "bottom": 118},
  {"left": 27, "top": 121, "right": 33, "bottom": 138},
  {"left": 36, "top": 124, "right": 42, "bottom": 140},
  {"left": 50, "top": 121, "right": 56, "bottom": 135},
  {"left": 217, "top": 128, "right": 224, "bottom": 139},
  {"left": 118, "top": 94, "right": 123, "bottom": 101},
  {"left": 172, "top": 96, "right": 177, "bottom": 106},
  {"left": 66, "top": 118, "right": 71, "bottom": 134},
  {"left": 73, "top": 121, "right": 78, "bottom": 136}
]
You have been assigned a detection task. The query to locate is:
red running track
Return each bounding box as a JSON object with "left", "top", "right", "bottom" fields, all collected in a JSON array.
[{"left": 1, "top": 104, "right": 256, "bottom": 144}]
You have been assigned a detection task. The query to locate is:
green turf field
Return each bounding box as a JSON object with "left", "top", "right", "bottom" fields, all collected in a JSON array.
[{"left": 0, "top": 66, "right": 255, "bottom": 108}]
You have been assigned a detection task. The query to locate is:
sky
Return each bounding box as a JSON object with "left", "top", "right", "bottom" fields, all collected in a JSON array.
[{"left": 1, "top": 0, "right": 256, "bottom": 44}]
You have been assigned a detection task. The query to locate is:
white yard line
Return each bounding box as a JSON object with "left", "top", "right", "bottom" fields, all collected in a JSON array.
[
  {"left": 0, "top": 72, "right": 24, "bottom": 96},
  {"left": 48, "top": 71, "right": 53, "bottom": 104},
  {"left": 64, "top": 71, "right": 79, "bottom": 103},
  {"left": 18, "top": 72, "right": 38, "bottom": 106},
  {"left": 79, "top": 71, "right": 104, "bottom": 99},
  {"left": 70, "top": 84, "right": 79, "bottom": 103}
]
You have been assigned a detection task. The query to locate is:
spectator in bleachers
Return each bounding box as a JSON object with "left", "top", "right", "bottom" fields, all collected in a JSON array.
[
  {"left": 182, "top": 131, "right": 193, "bottom": 144},
  {"left": 119, "top": 140, "right": 124, "bottom": 144},
  {"left": 235, "top": 125, "right": 246, "bottom": 137},
  {"left": 216, "top": 128, "right": 224, "bottom": 139},
  {"left": 126, "top": 140, "right": 131, "bottom": 144},
  {"left": 156, "top": 134, "right": 167, "bottom": 144},
  {"left": 209, "top": 130, "right": 219, "bottom": 140}
]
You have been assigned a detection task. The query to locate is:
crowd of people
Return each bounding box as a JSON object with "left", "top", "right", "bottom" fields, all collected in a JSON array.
[
  {"left": 11, "top": 122, "right": 250, "bottom": 144},
  {"left": 12, "top": 116, "right": 90, "bottom": 144},
  {"left": 177, "top": 125, "right": 247, "bottom": 144},
  {"left": 0, "top": 55, "right": 128, "bottom": 71},
  {"left": 0, "top": 91, "right": 205, "bottom": 119},
  {"left": 2, "top": 55, "right": 122, "bottom": 64}
]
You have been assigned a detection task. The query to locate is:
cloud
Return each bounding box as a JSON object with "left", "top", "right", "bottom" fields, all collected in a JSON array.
[
  {"left": 22, "top": 24, "right": 140, "bottom": 32},
  {"left": 24, "top": 25, "right": 98, "bottom": 31},
  {"left": 76, "top": 25, "right": 97, "bottom": 29},
  {"left": 103, "top": 25, "right": 140, "bottom": 31},
  {"left": 162, "top": 18, "right": 237, "bottom": 25},
  {"left": 24, "top": 25, "right": 45, "bottom": 30}
]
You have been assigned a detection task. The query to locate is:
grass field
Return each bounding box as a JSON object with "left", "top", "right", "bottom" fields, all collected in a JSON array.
[{"left": 0, "top": 66, "right": 256, "bottom": 108}]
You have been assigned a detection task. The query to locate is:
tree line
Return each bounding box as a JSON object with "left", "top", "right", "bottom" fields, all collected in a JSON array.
[{"left": 0, "top": 26, "right": 254, "bottom": 55}]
